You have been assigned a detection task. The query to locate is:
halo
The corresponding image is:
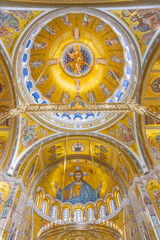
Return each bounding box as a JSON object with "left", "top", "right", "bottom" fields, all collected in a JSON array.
[
  {"left": 14, "top": 26, "right": 21, "bottom": 33},
  {"left": 71, "top": 142, "right": 85, "bottom": 152},
  {"left": 132, "top": 25, "right": 138, "bottom": 32},
  {"left": 73, "top": 44, "right": 81, "bottom": 51},
  {"left": 153, "top": 189, "right": 159, "bottom": 195},
  {"left": 69, "top": 166, "right": 88, "bottom": 182}
]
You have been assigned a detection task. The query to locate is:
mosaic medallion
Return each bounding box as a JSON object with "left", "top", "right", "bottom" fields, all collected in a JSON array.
[{"left": 61, "top": 43, "right": 94, "bottom": 77}]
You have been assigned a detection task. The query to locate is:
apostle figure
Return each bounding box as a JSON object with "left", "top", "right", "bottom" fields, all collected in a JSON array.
[
  {"left": 37, "top": 75, "right": 49, "bottom": 86},
  {"left": 59, "top": 91, "right": 70, "bottom": 104},
  {"left": 45, "top": 85, "right": 56, "bottom": 98},
  {"left": 87, "top": 91, "right": 97, "bottom": 103},
  {"left": 54, "top": 169, "right": 102, "bottom": 204},
  {"left": 100, "top": 82, "right": 111, "bottom": 97}
]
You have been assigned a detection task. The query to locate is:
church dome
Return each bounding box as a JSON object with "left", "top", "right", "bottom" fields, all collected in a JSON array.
[{"left": 16, "top": 8, "right": 139, "bottom": 131}]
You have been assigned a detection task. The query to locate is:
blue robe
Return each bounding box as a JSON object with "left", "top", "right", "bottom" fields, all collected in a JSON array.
[{"left": 56, "top": 181, "right": 100, "bottom": 204}]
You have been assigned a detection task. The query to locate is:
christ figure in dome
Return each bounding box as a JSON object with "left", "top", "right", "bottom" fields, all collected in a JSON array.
[
  {"left": 54, "top": 170, "right": 102, "bottom": 204},
  {"left": 67, "top": 45, "right": 83, "bottom": 75}
]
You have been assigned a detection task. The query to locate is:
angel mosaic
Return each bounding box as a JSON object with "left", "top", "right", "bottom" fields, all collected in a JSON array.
[
  {"left": 47, "top": 58, "right": 59, "bottom": 65},
  {"left": 30, "top": 60, "right": 44, "bottom": 69},
  {"left": 32, "top": 42, "right": 47, "bottom": 50},
  {"left": 81, "top": 14, "right": 90, "bottom": 27},
  {"left": 105, "top": 37, "right": 119, "bottom": 46},
  {"left": 95, "top": 21, "right": 106, "bottom": 33},
  {"left": 60, "top": 14, "right": 72, "bottom": 27},
  {"left": 43, "top": 25, "right": 56, "bottom": 35},
  {"left": 110, "top": 55, "right": 123, "bottom": 63},
  {"left": 96, "top": 58, "right": 108, "bottom": 65}
]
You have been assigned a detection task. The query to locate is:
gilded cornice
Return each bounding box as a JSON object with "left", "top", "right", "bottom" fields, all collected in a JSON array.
[{"left": 1, "top": 0, "right": 160, "bottom": 8}]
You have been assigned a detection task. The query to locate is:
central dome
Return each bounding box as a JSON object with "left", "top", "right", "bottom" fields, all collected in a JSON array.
[
  {"left": 29, "top": 13, "right": 124, "bottom": 104},
  {"left": 16, "top": 9, "right": 139, "bottom": 130}
]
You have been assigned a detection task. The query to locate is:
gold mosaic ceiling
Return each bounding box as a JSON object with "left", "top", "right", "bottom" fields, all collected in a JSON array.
[{"left": 30, "top": 13, "right": 124, "bottom": 104}]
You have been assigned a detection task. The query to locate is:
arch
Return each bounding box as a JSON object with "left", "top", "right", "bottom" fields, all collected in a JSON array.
[
  {"left": 109, "top": 199, "right": 116, "bottom": 213},
  {"left": 88, "top": 207, "right": 94, "bottom": 221},
  {"left": 113, "top": 188, "right": 121, "bottom": 208},
  {"left": 137, "top": 37, "right": 160, "bottom": 170},
  {"left": 0, "top": 48, "right": 18, "bottom": 171},
  {"left": 75, "top": 209, "right": 82, "bottom": 223},
  {"left": 100, "top": 204, "right": 105, "bottom": 218},
  {"left": 42, "top": 200, "right": 47, "bottom": 214},
  {"left": 52, "top": 205, "right": 58, "bottom": 219},
  {"left": 63, "top": 208, "right": 69, "bottom": 222},
  {"left": 11, "top": 133, "right": 142, "bottom": 187}
]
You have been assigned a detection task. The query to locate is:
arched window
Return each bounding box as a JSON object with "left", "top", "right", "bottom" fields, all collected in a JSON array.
[
  {"left": 110, "top": 200, "right": 115, "bottom": 213},
  {"left": 64, "top": 208, "right": 69, "bottom": 222},
  {"left": 118, "top": 193, "right": 121, "bottom": 205},
  {"left": 88, "top": 208, "right": 94, "bottom": 221},
  {"left": 52, "top": 206, "right": 57, "bottom": 219},
  {"left": 76, "top": 209, "right": 82, "bottom": 223},
  {"left": 100, "top": 205, "right": 105, "bottom": 218},
  {"left": 42, "top": 201, "right": 47, "bottom": 214}
]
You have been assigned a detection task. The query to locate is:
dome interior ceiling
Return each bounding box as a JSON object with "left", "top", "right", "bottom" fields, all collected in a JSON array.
[
  {"left": 16, "top": 11, "right": 137, "bottom": 130},
  {"left": 29, "top": 13, "right": 123, "bottom": 103}
]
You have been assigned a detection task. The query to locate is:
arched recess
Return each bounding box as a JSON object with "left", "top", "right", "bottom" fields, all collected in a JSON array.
[
  {"left": 0, "top": 46, "right": 18, "bottom": 171},
  {"left": 136, "top": 35, "right": 160, "bottom": 170},
  {"left": 9, "top": 133, "right": 142, "bottom": 203}
]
